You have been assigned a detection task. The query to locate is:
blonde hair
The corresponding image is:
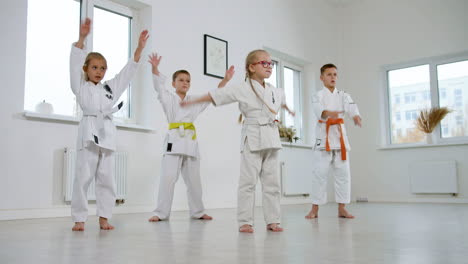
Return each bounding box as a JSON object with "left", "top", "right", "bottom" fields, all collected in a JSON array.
[
  {"left": 83, "top": 52, "right": 107, "bottom": 81},
  {"left": 238, "top": 49, "right": 270, "bottom": 123},
  {"left": 245, "top": 49, "right": 268, "bottom": 80}
]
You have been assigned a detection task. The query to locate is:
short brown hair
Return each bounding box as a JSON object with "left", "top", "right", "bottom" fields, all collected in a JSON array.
[
  {"left": 172, "top": 70, "right": 190, "bottom": 81},
  {"left": 320, "top": 63, "right": 337, "bottom": 75}
]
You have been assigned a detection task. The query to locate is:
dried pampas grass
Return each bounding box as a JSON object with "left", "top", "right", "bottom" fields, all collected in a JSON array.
[{"left": 415, "top": 107, "right": 452, "bottom": 133}]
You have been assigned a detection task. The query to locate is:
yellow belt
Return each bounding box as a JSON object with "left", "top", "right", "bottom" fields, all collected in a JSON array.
[{"left": 168, "top": 122, "right": 196, "bottom": 140}]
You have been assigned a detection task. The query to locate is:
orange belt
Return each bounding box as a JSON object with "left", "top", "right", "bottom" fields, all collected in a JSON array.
[{"left": 319, "top": 118, "right": 346, "bottom": 160}]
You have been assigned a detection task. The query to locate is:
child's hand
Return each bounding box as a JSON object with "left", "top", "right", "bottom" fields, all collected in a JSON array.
[
  {"left": 79, "top": 18, "right": 91, "bottom": 40},
  {"left": 224, "top": 65, "right": 235, "bottom": 82},
  {"left": 148, "top": 53, "right": 162, "bottom": 75},
  {"left": 353, "top": 115, "right": 362, "bottom": 127},
  {"left": 148, "top": 53, "right": 162, "bottom": 67},
  {"left": 133, "top": 30, "right": 149, "bottom": 62},
  {"left": 289, "top": 110, "right": 296, "bottom": 117},
  {"left": 75, "top": 18, "right": 91, "bottom": 49},
  {"left": 137, "top": 30, "right": 149, "bottom": 49}
]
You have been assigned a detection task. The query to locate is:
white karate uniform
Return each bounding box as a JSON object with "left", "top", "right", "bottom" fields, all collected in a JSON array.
[
  {"left": 311, "top": 87, "right": 360, "bottom": 205},
  {"left": 70, "top": 44, "right": 140, "bottom": 222},
  {"left": 209, "top": 79, "right": 285, "bottom": 227},
  {"left": 151, "top": 73, "right": 210, "bottom": 220}
]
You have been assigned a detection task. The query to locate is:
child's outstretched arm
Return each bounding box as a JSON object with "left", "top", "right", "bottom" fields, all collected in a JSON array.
[
  {"left": 133, "top": 30, "right": 149, "bottom": 62},
  {"left": 75, "top": 18, "right": 91, "bottom": 49},
  {"left": 217, "top": 66, "right": 235, "bottom": 88},
  {"left": 148, "top": 52, "right": 162, "bottom": 75},
  {"left": 180, "top": 94, "right": 214, "bottom": 107},
  {"left": 148, "top": 52, "right": 172, "bottom": 104},
  {"left": 282, "top": 104, "right": 295, "bottom": 117}
]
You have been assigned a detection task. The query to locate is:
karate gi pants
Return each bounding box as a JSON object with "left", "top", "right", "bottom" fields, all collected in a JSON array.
[
  {"left": 311, "top": 150, "right": 351, "bottom": 205},
  {"left": 152, "top": 154, "right": 205, "bottom": 219},
  {"left": 71, "top": 143, "right": 116, "bottom": 222},
  {"left": 238, "top": 143, "right": 281, "bottom": 227}
]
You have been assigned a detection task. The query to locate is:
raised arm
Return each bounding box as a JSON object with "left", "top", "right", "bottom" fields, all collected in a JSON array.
[
  {"left": 148, "top": 52, "right": 173, "bottom": 104},
  {"left": 70, "top": 18, "right": 92, "bottom": 95},
  {"left": 148, "top": 52, "right": 162, "bottom": 76},
  {"left": 217, "top": 65, "right": 235, "bottom": 88},
  {"left": 180, "top": 94, "right": 214, "bottom": 107},
  {"left": 75, "top": 18, "right": 91, "bottom": 49},
  {"left": 282, "top": 104, "right": 295, "bottom": 117},
  {"left": 133, "top": 30, "right": 149, "bottom": 63},
  {"left": 105, "top": 30, "right": 149, "bottom": 99}
]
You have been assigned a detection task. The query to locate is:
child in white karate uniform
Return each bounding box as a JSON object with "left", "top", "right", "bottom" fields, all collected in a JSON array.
[
  {"left": 70, "top": 18, "right": 148, "bottom": 231},
  {"left": 305, "top": 63, "right": 362, "bottom": 219},
  {"left": 182, "top": 50, "right": 294, "bottom": 233},
  {"left": 147, "top": 52, "right": 234, "bottom": 222}
]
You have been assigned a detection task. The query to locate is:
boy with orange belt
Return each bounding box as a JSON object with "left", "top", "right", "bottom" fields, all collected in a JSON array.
[{"left": 306, "top": 63, "right": 362, "bottom": 219}]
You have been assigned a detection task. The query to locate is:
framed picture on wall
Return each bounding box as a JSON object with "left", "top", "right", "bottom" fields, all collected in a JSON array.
[{"left": 204, "top": 34, "right": 228, "bottom": 79}]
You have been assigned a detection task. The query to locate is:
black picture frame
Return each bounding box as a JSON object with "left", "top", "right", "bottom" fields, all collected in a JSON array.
[{"left": 204, "top": 34, "right": 228, "bottom": 79}]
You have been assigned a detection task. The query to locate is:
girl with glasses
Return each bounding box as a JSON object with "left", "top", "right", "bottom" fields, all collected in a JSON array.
[{"left": 181, "top": 49, "right": 294, "bottom": 233}]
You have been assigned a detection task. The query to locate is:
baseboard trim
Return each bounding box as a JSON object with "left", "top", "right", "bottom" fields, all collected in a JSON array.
[{"left": 0, "top": 205, "right": 154, "bottom": 221}]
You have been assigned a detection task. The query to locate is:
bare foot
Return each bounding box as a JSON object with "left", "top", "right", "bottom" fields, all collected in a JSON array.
[
  {"left": 198, "top": 214, "right": 213, "bottom": 220},
  {"left": 99, "top": 217, "right": 115, "bottom": 230},
  {"left": 305, "top": 211, "right": 318, "bottom": 219},
  {"left": 338, "top": 209, "right": 355, "bottom": 219},
  {"left": 239, "top": 224, "right": 254, "bottom": 233},
  {"left": 267, "top": 223, "right": 283, "bottom": 232},
  {"left": 305, "top": 204, "right": 319, "bottom": 219},
  {"left": 148, "top": 216, "right": 161, "bottom": 222},
  {"left": 72, "top": 222, "right": 85, "bottom": 231}
]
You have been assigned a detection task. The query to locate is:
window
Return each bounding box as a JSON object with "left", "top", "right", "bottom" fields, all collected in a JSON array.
[
  {"left": 405, "top": 110, "right": 418, "bottom": 121},
  {"left": 387, "top": 65, "right": 430, "bottom": 144},
  {"left": 384, "top": 55, "right": 468, "bottom": 145},
  {"left": 24, "top": 0, "right": 80, "bottom": 117},
  {"left": 394, "top": 95, "right": 400, "bottom": 104},
  {"left": 404, "top": 92, "right": 418, "bottom": 104},
  {"left": 437, "top": 60, "right": 468, "bottom": 138},
  {"left": 24, "top": 0, "right": 137, "bottom": 121},
  {"left": 266, "top": 58, "right": 303, "bottom": 141},
  {"left": 92, "top": 6, "right": 132, "bottom": 119},
  {"left": 395, "top": 112, "right": 401, "bottom": 121},
  {"left": 440, "top": 88, "right": 447, "bottom": 100},
  {"left": 442, "top": 124, "right": 449, "bottom": 136}
]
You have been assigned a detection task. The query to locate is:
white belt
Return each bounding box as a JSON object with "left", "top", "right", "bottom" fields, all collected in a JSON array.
[
  {"left": 243, "top": 117, "right": 277, "bottom": 126},
  {"left": 82, "top": 102, "right": 123, "bottom": 133}
]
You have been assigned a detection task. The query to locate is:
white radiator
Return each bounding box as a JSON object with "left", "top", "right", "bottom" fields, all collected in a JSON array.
[
  {"left": 279, "top": 146, "right": 314, "bottom": 196},
  {"left": 63, "top": 148, "right": 128, "bottom": 202},
  {"left": 409, "top": 160, "right": 458, "bottom": 194}
]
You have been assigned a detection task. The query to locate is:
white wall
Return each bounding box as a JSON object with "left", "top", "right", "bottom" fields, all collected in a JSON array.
[
  {"left": 0, "top": 0, "right": 339, "bottom": 219},
  {"left": 338, "top": 0, "right": 468, "bottom": 203}
]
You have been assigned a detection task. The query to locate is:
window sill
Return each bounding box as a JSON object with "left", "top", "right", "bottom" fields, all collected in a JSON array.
[
  {"left": 378, "top": 141, "right": 468, "bottom": 150},
  {"left": 281, "top": 142, "right": 314, "bottom": 149},
  {"left": 23, "top": 111, "right": 155, "bottom": 132}
]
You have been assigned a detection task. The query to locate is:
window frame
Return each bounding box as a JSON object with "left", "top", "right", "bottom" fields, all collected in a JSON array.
[
  {"left": 81, "top": 0, "right": 135, "bottom": 122},
  {"left": 269, "top": 55, "right": 304, "bottom": 142},
  {"left": 381, "top": 51, "right": 468, "bottom": 147},
  {"left": 24, "top": 0, "right": 138, "bottom": 122}
]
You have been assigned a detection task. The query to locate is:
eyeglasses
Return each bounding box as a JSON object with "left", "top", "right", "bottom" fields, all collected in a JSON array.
[{"left": 252, "top": 61, "right": 275, "bottom": 68}]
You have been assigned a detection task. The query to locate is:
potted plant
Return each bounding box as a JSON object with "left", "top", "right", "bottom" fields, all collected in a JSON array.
[
  {"left": 278, "top": 123, "right": 297, "bottom": 143},
  {"left": 415, "top": 106, "right": 452, "bottom": 144}
]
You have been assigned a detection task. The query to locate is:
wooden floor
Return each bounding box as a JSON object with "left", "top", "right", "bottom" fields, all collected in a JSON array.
[{"left": 1, "top": 203, "right": 467, "bottom": 264}]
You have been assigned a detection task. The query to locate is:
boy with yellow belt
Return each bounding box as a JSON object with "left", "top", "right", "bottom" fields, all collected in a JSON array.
[{"left": 147, "top": 52, "right": 234, "bottom": 221}]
